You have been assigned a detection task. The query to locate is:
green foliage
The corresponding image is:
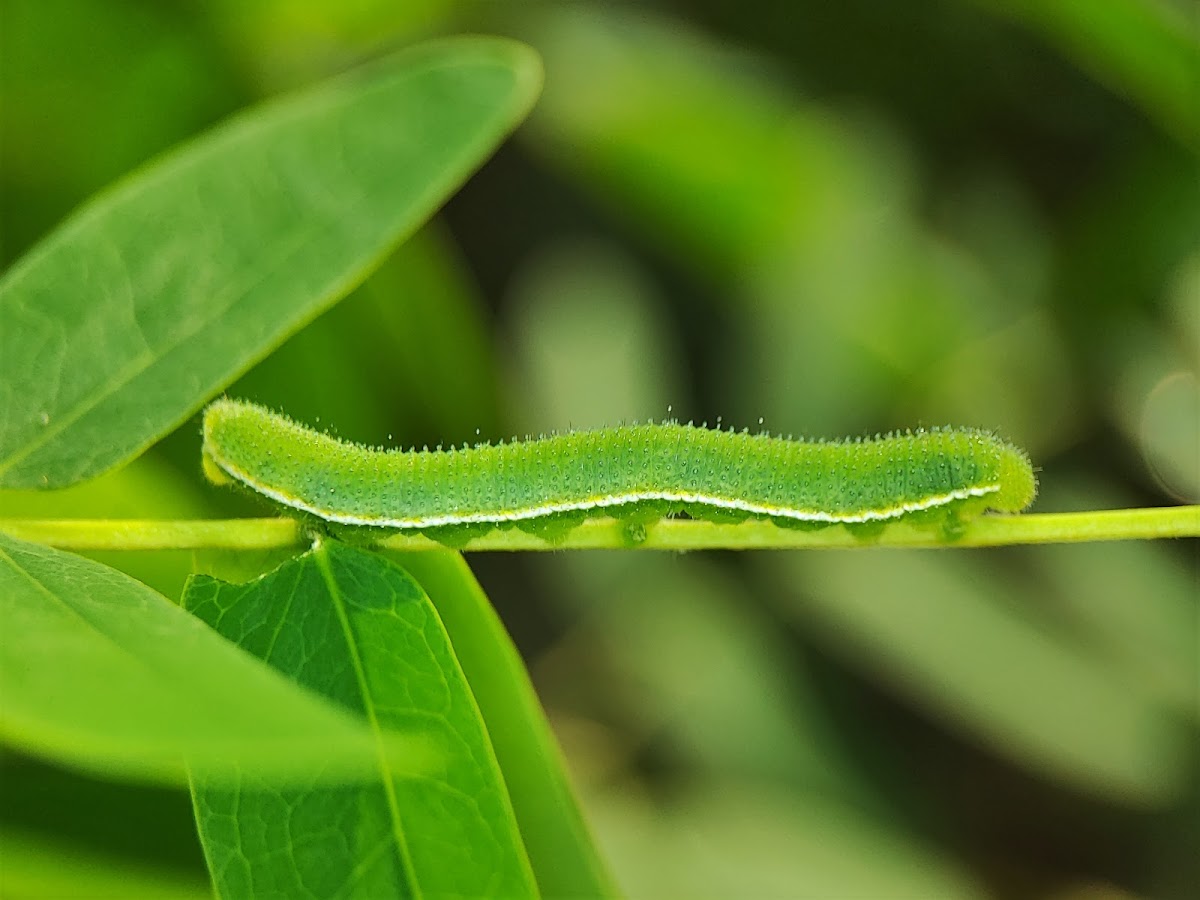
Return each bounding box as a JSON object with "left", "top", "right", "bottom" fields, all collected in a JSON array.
[
  {"left": 1, "top": 3, "right": 1197, "bottom": 899},
  {"left": 389, "top": 550, "right": 617, "bottom": 898},
  {"left": 0, "top": 30, "right": 605, "bottom": 899},
  {"left": 0, "top": 36, "right": 540, "bottom": 489},
  {"left": 0, "top": 532, "right": 424, "bottom": 785},
  {"left": 184, "top": 541, "right": 539, "bottom": 898}
]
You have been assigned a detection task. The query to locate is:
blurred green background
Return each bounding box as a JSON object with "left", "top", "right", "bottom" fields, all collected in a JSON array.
[{"left": 1, "top": 1, "right": 1197, "bottom": 897}]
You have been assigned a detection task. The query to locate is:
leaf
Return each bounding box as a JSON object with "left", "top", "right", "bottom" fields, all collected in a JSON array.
[
  {"left": 392, "top": 550, "right": 619, "bottom": 898},
  {"left": 183, "top": 540, "right": 540, "bottom": 900},
  {"left": 0, "top": 451, "right": 219, "bottom": 600},
  {"left": 0, "top": 36, "right": 542, "bottom": 489},
  {"left": 0, "top": 532, "right": 421, "bottom": 785}
]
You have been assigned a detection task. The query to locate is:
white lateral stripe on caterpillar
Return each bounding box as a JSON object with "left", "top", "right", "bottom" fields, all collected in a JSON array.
[{"left": 210, "top": 454, "right": 1000, "bottom": 529}]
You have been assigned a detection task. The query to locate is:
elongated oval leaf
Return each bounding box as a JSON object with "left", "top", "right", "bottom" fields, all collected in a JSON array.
[
  {"left": 184, "top": 540, "right": 539, "bottom": 899},
  {"left": 0, "top": 533, "right": 426, "bottom": 785},
  {"left": 392, "top": 550, "right": 619, "bottom": 898},
  {"left": 0, "top": 37, "right": 542, "bottom": 489}
]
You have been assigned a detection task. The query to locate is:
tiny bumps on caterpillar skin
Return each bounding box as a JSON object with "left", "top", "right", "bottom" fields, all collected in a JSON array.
[{"left": 201, "top": 398, "right": 1037, "bottom": 544}]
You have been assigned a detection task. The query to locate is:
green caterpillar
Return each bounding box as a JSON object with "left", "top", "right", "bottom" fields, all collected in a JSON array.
[
  {"left": 201, "top": 400, "right": 1036, "bottom": 542},
  {"left": 201, "top": 399, "right": 1036, "bottom": 543}
]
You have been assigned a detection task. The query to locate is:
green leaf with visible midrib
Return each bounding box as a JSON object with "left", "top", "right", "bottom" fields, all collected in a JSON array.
[
  {"left": 184, "top": 540, "right": 539, "bottom": 900},
  {"left": 391, "top": 554, "right": 619, "bottom": 897},
  {"left": 0, "top": 36, "right": 542, "bottom": 489},
  {"left": 391, "top": 550, "right": 620, "bottom": 899},
  {"left": 0, "top": 532, "right": 422, "bottom": 785}
]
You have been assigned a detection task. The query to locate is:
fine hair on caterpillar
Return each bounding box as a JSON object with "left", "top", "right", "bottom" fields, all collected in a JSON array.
[{"left": 202, "top": 399, "right": 1037, "bottom": 544}]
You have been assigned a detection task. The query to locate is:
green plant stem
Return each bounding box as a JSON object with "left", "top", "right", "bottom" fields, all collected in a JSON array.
[
  {"left": 2, "top": 506, "right": 1197, "bottom": 552},
  {"left": 0, "top": 518, "right": 304, "bottom": 550}
]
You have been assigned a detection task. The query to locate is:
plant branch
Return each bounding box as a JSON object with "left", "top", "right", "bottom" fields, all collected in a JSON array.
[{"left": 1, "top": 505, "right": 1197, "bottom": 552}]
